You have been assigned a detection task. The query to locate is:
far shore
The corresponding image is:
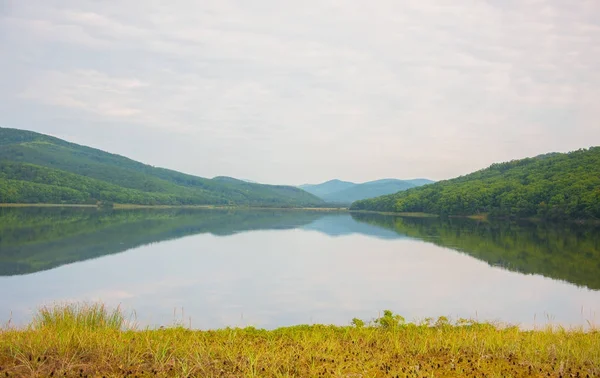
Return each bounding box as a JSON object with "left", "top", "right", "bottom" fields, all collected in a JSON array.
[
  {"left": 348, "top": 209, "right": 440, "bottom": 218},
  {"left": 2, "top": 204, "right": 598, "bottom": 224},
  {"left": 0, "top": 203, "right": 349, "bottom": 212},
  {"left": 0, "top": 203, "right": 442, "bottom": 219},
  {"left": 0, "top": 203, "right": 98, "bottom": 208},
  {"left": 0, "top": 203, "right": 437, "bottom": 218}
]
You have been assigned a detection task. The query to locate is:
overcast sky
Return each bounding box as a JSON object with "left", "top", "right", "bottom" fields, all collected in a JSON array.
[{"left": 1, "top": 1, "right": 599, "bottom": 185}]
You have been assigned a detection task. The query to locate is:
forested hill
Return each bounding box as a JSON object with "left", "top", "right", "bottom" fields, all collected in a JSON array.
[
  {"left": 351, "top": 148, "right": 600, "bottom": 220},
  {"left": 0, "top": 127, "right": 323, "bottom": 207}
]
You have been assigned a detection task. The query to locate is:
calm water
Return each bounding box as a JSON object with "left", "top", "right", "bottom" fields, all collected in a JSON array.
[{"left": 1, "top": 207, "right": 599, "bottom": 329}]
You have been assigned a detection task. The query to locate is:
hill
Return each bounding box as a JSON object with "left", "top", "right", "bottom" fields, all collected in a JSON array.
[
  {"left": 0, "top": 127, "right": 323, "bottom": 207},
  {"left": 350, "top": 148, "right": 600, "bottom": 220},
  {"left": 300, "top": 178, "right": 434, "bottom": 203}
]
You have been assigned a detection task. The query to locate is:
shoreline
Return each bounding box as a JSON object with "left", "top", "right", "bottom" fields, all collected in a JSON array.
[
  {"left": 0, "top": 203, "right": 349, "bottom": 212},
  {"left": 0, "top": 203, "right": 439, "bottom": 218},
  {"left": 112, "top": 204, "right": 350, "bottom": 211},
  {"left": 2, "top": 203, "right": 599, "bottom": 224},
  {"left": 348, "top": 209, "right": 440, "bottom": 218},
  {"left": 0, "top": 203, "right": 98, "bottom": 208}
]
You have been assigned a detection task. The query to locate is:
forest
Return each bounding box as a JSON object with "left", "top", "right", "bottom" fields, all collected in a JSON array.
[
  {"left": 351, "top": 147, "right": 600, "bottom": 220},
  {"left": 0, "top": 128, "right": 323, "bottom": 207}
]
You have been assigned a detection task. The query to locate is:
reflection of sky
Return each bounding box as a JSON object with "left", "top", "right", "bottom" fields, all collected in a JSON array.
[{"left": 1, "top": 229, "right": 599, "bottom": 330}]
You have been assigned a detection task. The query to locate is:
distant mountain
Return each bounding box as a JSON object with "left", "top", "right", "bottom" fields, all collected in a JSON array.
[
  {"left": 351, "top": 148, "right": 600, "bottom": 220},
  {"left": 299, "top": 179, "right": 355, "bottom": 198},
  {"left": 300, "top": 178, "right": 434, "bottom": 204},
  {"left": 0, "top": 127, "right": 323, "bottom": 207}
]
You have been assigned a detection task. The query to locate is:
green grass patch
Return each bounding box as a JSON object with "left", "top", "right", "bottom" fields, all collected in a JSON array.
[
  {"left": 0, "top": 305, "right": 598, "bottom": 377},
  {"left": 32, "top": 303, "right": 126, "bottom": 331}
]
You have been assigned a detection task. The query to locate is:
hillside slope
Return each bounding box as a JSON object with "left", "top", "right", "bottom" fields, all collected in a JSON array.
[
  {"left": 301, "top": 178, "right": 434, "bottom": 203},
  {"left": 0, "top": 128, "right": 323, "bottom": 207},
  {"left": 351, "top": 148, "right": 600, "bottom": 220}
]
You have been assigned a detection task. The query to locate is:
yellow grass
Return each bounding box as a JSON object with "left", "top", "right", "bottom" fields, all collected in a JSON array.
[{"left": 0, "top": 304, "right": 598, "bottom": 377}]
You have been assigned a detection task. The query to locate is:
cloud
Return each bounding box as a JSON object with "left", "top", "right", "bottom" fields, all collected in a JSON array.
[
  {"left": 19, "top": 70, "right": 147, "bottom": 118},
  {"left": 1, "top": 0, "right": 599, "bottom": 183}
]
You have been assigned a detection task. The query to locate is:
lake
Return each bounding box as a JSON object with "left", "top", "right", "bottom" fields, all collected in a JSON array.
[{"left": 1, "top": 207, "right": 599, "bottom": 330}]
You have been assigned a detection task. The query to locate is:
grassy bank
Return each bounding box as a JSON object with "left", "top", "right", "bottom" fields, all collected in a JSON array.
[{"left": 1, "top": 305, "right": 598, "bottom": 377}]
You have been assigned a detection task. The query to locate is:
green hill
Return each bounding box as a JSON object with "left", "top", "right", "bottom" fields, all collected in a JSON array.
[
  {"left": 300, "top": 178, "right": 434, "bottom": 204},
  {"left": 350, "top": 148, "right": 600, "bottom": 220},
  {"left": 0, "top": 127, "right": 323, "bottom": 207}
]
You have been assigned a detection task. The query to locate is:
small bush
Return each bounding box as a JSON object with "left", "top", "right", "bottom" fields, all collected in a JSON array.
[
  {"left": 351, "top": 318, "right": 365, "bottom": 328},
  {"left": 374, "top": 310, "right": 405, "bottom": 329},
  {"left": 33, "top": 303, "right": 125, "bottom": 331}
]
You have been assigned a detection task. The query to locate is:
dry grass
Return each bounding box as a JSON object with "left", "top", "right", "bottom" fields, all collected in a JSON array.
[{"left": 0, "top": 305, "right": 598, "bottom": 377}]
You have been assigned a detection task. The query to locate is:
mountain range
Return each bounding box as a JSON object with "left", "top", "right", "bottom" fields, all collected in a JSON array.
[{"left": 299, "top": 178, "right": 434, "bottom": 203}]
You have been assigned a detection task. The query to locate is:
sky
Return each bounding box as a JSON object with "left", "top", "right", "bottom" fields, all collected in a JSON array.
[{"left": 1, "top": 0, "right": 599, "bottom": 185}]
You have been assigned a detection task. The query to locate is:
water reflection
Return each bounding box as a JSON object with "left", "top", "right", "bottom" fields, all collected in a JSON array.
[
  {"left": 350, "top": 213, "right": 600, "bottom": 290},
  {"left": 0, "top": 207, "right": 324, "bottom": 275},
  {"left": 0, "top": 207, "right": 598, "bottom": 329}
]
